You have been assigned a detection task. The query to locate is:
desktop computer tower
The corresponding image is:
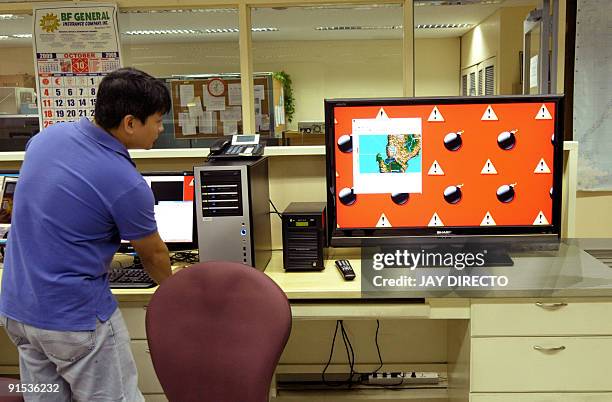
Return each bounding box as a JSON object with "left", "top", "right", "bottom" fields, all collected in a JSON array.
[
  {"left": 282, "top": 202, "right": 327, "bottom": 271},
  {"left": 194, "top": 158, "right": 272, "bottom": 271}
]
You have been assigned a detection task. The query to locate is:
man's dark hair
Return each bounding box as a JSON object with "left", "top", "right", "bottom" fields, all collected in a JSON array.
[{"left": 94, "top": 67, "right": 171, "bottom": 130}]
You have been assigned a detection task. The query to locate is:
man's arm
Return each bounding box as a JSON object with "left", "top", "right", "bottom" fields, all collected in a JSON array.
[{"left": 130, "top": 231, "right": 172, "bottom": 285}]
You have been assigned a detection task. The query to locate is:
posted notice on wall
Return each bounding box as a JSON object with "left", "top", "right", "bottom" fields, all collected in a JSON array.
[{"left": 33, "top": 3, "right": 122, "bottom": 129}]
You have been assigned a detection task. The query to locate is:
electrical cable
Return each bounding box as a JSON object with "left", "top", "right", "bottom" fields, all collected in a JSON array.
[
  {"left": 339, "top": 321, "right": 356, "bottom": 387},
  {"left": 321, "top": 320, "right": 344, "bottom": 387},
  {"left": 321, "top": 320, "right": 394, "bottom": 388},
  {"left": 171, "top": 251, "right": 199, "bottom": 264},
  {"left": 269, "top": 199, "right": 282, "bottom": 218}
]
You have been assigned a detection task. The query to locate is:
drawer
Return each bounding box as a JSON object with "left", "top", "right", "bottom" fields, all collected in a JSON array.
[
  {"left": 471, "top": 337, "right": 612, "bottom": 392},
  {"left": 471, "top": 300, "right": 612, "bottom": 336},
  {"left": 471, "top": 393, "right": 612, "bottom": 402},
  {"left": 131, "top": 340, "right": 163, "bottom": 394},
  {"left": 120, "top": 303, "right": 149, "bottom": 340}
]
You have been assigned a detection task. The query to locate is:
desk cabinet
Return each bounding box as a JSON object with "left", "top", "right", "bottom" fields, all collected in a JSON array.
[
  {"left": 120, "top": 304, "right": 165, "bottom": 400},
  {"left": 470, "top": 299, "right": 612, "bottom": 400}
]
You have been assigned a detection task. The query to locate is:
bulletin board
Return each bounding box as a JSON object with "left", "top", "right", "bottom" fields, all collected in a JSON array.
[{"left": 170, "top": 76, "right": 273, "bottom": 139}]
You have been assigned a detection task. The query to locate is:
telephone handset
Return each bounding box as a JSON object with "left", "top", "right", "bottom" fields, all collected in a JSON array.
[
  {"left": 209, "top": 138, "right": 231, "bottom": 154},
  {"left": 207, "top": 134, "right": 264, "bottom": 159}
]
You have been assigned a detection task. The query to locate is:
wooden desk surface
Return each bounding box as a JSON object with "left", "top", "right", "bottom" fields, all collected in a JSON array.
[{"left": 264, "top": 248, "right": 361, "bottom": 299}]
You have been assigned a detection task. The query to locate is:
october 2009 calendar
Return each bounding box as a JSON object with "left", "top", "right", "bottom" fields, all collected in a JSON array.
[{"left": 33, "top": 4, "right": 122, "bottom": 129}]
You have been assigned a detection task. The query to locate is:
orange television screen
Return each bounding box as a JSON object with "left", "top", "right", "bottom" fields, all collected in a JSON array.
[{"left": 325, "top": 96, "right": 563, "bottom": 243}]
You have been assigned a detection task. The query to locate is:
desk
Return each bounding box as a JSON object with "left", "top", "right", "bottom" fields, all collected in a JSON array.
[{"left": 2, "top": 243, "right": 612, "bottom": 401}]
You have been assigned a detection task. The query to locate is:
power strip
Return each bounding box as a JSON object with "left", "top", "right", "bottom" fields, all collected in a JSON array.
[{"left": 366, "top": 372, "right": 439, "bottom": 385}]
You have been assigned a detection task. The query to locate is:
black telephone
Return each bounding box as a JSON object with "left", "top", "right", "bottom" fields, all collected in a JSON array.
[{"left": 208, "top": 135, "right": 264, "bottom": 159}]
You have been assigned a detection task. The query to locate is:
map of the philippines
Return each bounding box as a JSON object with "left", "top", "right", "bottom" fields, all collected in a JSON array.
[{"left": 359, "top": 134, "right": 422, "bottom": 174}]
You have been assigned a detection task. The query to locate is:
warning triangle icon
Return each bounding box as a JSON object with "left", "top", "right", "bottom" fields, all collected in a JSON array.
[
  {"left": 533, "top": 211, "right": 549, "bottom": 225},
  {"left": 480, "top": 211, "right": 496, "bottom": 226},
  {"left": 428, "top": 106, "right": 445, "bottom": 122},
  {"left": 428, "top": 160, "right": 445, "bottom": 176},
  {"left": 334, "top": 118, "right": 338, "bottom": 124},
  {"left": 534, "top": 158, "right": 551, "bottom": 174},
  {"left": 376, "top": 213, "right": 392, "bottom": 227},
  {"left": 335, "top": 171, "right": 339, "bottom": 178},
  {"left": 481, "top": 105, "right": 499, "bottom": 121},
  {"left": 376, "top": 108, "right": 390, "bottom": 120},
  {"left": 481, "top": 159, "right": 498, "bottom": 175},
  {"left": 428, "top": 213, "right": 444, "bottom": 227},
  {"left": 535, "top": 104, "right": 552, "bottom": 120}
]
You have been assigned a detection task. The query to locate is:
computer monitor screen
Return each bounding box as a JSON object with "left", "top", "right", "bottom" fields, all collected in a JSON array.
[
  {"left": 0, "top": 172, "right": 19, "bottom": 238},
  {"left": 325, "top": 96, "right": 563, "bottom": 246},
  {"left": 121, "top": 172, "right": 196, "bottom": 250}
]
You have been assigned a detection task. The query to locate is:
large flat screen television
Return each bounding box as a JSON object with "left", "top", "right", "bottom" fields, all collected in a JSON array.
[{"left": 325, "top": 95, "right": 563, "bottom": 247}]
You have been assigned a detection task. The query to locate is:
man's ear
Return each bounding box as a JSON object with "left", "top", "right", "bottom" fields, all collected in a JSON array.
[{"left": 122, "top": 115, "right": 136, "bottom": 134}]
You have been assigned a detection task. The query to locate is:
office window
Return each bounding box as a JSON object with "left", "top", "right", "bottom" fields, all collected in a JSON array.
[
  {"left": 119, "top": 9, "right": 240, "bottom": 76},
  {"left": 119, "top": 8, "right": 245, "bottom": 146},
  {"left": 251, "top": 4, "right": 403, "bottom": 134}
]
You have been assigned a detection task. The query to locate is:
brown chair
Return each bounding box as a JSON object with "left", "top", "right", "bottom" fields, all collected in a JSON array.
[
  {"left": 0, "top": 377, "right": 23, "bottom": 402},
  {"left": 146, "top": 261, "right": 292, "bottom": 402}
]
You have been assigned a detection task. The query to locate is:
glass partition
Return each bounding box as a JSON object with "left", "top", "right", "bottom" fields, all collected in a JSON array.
[
  {"left": 252, "top": 4, "right": 404, "bottom": 145},
  {"left": 415, "top": 0, "right": 539, "bottom": 97},
  {"left": 120, "top": 8, "right": 243, "bottom": 148},
  {"left": 0, "top": 13, "right": 38, "bottom": 150}
]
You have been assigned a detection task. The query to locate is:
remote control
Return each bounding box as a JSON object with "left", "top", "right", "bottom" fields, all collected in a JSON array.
[{"left": 335, "top": 259, "right": 356, "bottom": 281}]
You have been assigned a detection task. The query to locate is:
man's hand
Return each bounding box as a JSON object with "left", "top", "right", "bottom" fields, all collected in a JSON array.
[{"left": 130, "top": 231, "right": 171, "bottom": 285}]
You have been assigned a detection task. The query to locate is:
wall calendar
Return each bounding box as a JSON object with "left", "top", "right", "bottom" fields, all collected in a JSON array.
[{"left": 33, "top": 3, "right": 122, "bottom": 129}]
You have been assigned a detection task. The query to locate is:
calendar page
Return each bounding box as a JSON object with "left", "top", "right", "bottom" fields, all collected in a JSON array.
[{"left": 33, "top": 3, "right": 122, "bottom": 129}]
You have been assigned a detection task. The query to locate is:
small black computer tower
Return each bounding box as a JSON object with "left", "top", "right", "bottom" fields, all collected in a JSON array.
[{"left": 282, "top": 202, "right": 327, "bottom": 271}]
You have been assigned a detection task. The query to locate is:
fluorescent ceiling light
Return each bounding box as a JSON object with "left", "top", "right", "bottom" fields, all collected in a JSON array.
[
  {"left": 416, "top": 23, "right": 473, "bottom": 28},
  {"left": 0, "top": 36, "right": 9, "bottom": 40},
  {"left": 315, "top": 23, "right": 471, "bottom": 31},
  {"left": 123, "top": 27, "right": 277, "bottom": 35},
  {"left": 301, "top": 4, "right": 401, "bottom": 10},
  {"left": 120, "top": 8, "right": 237, "bottom": 14},
  {"left": 12, "top": 34, "right": 32, "bottom": 38},
  {"left": 414, "top": 0, "right": 501, "bottom": 5},
  {"left": 315, "top": 25, "right": 402, "bottom": 31},
  {"left": 0, "top": 14, "right": 24, "bottom": 20}
]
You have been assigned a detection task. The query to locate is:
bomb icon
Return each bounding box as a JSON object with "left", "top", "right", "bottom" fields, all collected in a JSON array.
[
  {"left": 444, "top": 130, "right": 464, "bottom": 151},
  {"left": 496, "top": 183, "right": 517, "bottom": 203},
  {"left": 443, "top": 184, "right": 463, "bottom": 204},
  {"left": 497, "top": 129, "right": 518, "bottom": 150},
  {"left": 551, "top": 133, "right": 555, "bottom": 145},
  {"left": 337, "top": 135, "right": 352, "bottom": 153},
  {"left": 391, "top": 192, "right": 409, "bottom": 205},
  {"left": 338, "top": 187, "right": 357, "bottom": 206},
  {"left": 549, "top": 187, "right": 553, "bottom": 199}
]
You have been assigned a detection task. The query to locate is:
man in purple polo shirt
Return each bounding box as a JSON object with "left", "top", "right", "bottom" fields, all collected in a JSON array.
[{"left": 0, "top": 67, "right": 172, "bottom": 401}]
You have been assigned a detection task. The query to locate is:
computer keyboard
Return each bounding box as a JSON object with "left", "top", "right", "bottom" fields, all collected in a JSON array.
[{"left": 109, "top": 265, "right": 156, "bottom": 289}]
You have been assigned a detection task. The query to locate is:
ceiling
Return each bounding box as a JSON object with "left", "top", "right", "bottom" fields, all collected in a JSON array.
[{"left": 0, "top": 0, "right": 537, "bottom": 47}]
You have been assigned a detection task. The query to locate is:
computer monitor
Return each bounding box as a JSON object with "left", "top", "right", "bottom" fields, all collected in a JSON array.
[
  {"left": 0, "top": 171, "right": 19, "bottom": 239},
  {"left": 325, "top": 95, "right": 564, "bottom": 247},
  {"left": 120, "top": 171, "right": 197, "bottom": 252}
]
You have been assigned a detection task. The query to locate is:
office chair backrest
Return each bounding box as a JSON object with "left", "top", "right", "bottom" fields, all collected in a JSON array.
[{"left": 146, "top": 261, "right": 292, "bottom": 402}]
